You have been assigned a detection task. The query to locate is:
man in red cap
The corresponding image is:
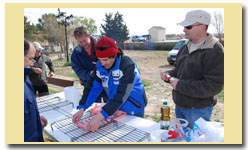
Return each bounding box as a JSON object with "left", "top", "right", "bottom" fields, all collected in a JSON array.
[{"left": 73, "top": 36, "right": 148, "bottom": 132}]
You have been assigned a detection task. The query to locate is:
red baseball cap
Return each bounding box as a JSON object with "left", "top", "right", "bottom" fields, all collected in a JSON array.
[{"left": 95, "top": 36, "right": 118, "bottom": 58}]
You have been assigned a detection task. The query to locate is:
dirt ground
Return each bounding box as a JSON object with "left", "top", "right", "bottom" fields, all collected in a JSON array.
[
  {"left": 48, "top": 50, "right": 224, "bottom": 124},
  {"left": 124, "top": 50, "right": 224, "bottom": 124}
]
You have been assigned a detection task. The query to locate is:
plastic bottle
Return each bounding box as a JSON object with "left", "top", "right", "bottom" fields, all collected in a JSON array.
[{"left": 160, "top": 101, "right": 170, "bottom": 130}]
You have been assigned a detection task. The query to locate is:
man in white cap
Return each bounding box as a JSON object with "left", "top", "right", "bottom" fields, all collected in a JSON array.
[
  {"left": 29, "top": 42, "right": 54, "bottom": 96},
  {"left": 161, "top": 10, "right": 224, "bottom": 128}
]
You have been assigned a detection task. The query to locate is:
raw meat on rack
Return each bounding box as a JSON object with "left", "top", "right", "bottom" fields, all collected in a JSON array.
[{"left": 75, "top": 103, "right": 126, "bottom": 131}]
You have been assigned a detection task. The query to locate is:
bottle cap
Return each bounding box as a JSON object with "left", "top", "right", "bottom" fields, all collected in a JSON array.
[{"left": 163, "top": 101, "right": 167, "bottom": 105}]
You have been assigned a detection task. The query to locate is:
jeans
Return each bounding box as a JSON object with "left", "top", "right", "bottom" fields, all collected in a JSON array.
[{"left": 175, "top": 105, "right": 213, "bottom": 129}]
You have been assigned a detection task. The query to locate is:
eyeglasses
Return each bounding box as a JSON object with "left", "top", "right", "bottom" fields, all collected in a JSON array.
[
  {"left": 96, "top": 46, "right": 113, "bottom": 51},
  {"left": 25, "top": 56, "right": 35, "bottom": 62},
  {"left": 185, "top": 24, "right": 202, "bottom": 30}
]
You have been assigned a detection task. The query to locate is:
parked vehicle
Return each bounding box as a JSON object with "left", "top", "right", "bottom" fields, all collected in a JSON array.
[
  {"left": 131, "top": 35, "right": 146, "bottom": 42},
  {"left": 167, "top": 39, "right": 187, "bottom": 65}
]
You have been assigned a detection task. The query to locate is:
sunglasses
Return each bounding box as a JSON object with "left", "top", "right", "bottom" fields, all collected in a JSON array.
[
  {"left": 95, "top": 46, "right": 113, "bottom": 51},
  {"left": 185, "top": 24, "right": 202, "bottom": 30}
]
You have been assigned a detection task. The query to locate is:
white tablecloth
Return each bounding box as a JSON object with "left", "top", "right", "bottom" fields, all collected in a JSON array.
[{"left": 39, "top": 92, "right": 160, "bottom": 142}]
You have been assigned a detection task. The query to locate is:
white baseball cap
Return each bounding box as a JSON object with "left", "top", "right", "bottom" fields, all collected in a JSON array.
[
  {"left": 177, "top": 10, "right": 211, "bottom": 26},
  {"left": 33, "top": 42, "right": 44, "bottom": 51}
]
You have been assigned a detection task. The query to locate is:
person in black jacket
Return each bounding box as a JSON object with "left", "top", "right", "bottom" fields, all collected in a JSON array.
[{"left": 161, "top": 10, "right": 224, "bottom": 128}]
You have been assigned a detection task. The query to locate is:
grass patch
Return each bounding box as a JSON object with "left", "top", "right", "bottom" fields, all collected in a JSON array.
[
  {"left": 218, "top": 89, "right": 224, "bottom": 103},
  {"left": 142, "top": 79, "right": 151, "bottom": 87},
  {"left": 49, "top": 88, "right": 60, "bottom": 94},
  {"left": 64, "top": 73, "right": 78, "bottom": 79},
  {"left": 64, "top": 61, "right": 71, "bottom": 67},
  {"left": 145, "top": 114, "right": 160, "bottom": 123},
  {"left": 52, "top": 58, "right": 65, "bottom": 68},
  {"left": 52, "top": 57, "right": 77, "bottom": 79}
]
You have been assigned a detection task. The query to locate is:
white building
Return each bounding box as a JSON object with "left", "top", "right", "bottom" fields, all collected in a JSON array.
[{"left": 148, "top": 26, "right": 166, "bottom": 42}]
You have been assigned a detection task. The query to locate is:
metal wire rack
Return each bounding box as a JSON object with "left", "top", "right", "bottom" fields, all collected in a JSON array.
[
  {"left": 36, "top": 95, "right": 74, "bottom": 113},
  {"left": 50, "top": 111, "right": 151, "bottom": 142}
]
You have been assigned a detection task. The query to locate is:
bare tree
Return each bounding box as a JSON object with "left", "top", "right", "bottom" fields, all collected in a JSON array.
[{"left": 211, "top": 11, "right": 224, "bottom": 45}]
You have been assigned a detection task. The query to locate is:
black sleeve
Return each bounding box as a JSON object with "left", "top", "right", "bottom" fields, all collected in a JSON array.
[{"left": 79, "top": 68, "right": 102, "bottom": 106}]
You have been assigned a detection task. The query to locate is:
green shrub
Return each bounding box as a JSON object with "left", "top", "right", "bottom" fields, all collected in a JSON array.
[
  {"left": 154, "top": 42, "right": 176, "bottom": 50},
  {"left": 142, "top": 79, "right": 151, "bottom": 87},
  {"left": 125, "top": 42, "right": 177, "bottom": 50},
  {"left": 64, "top": 61, "right": 71, "bottom": 67},
  {"left": 126, "top": 43, "right": 147, "bottom": 50}
]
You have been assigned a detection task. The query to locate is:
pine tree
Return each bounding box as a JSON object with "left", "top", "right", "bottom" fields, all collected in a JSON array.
[
  {"left": 100, "top": 11, "right": 129, "bottom": 43},
  {"left": 24, "top": 16, "right": 37, "bottom": 40}
]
